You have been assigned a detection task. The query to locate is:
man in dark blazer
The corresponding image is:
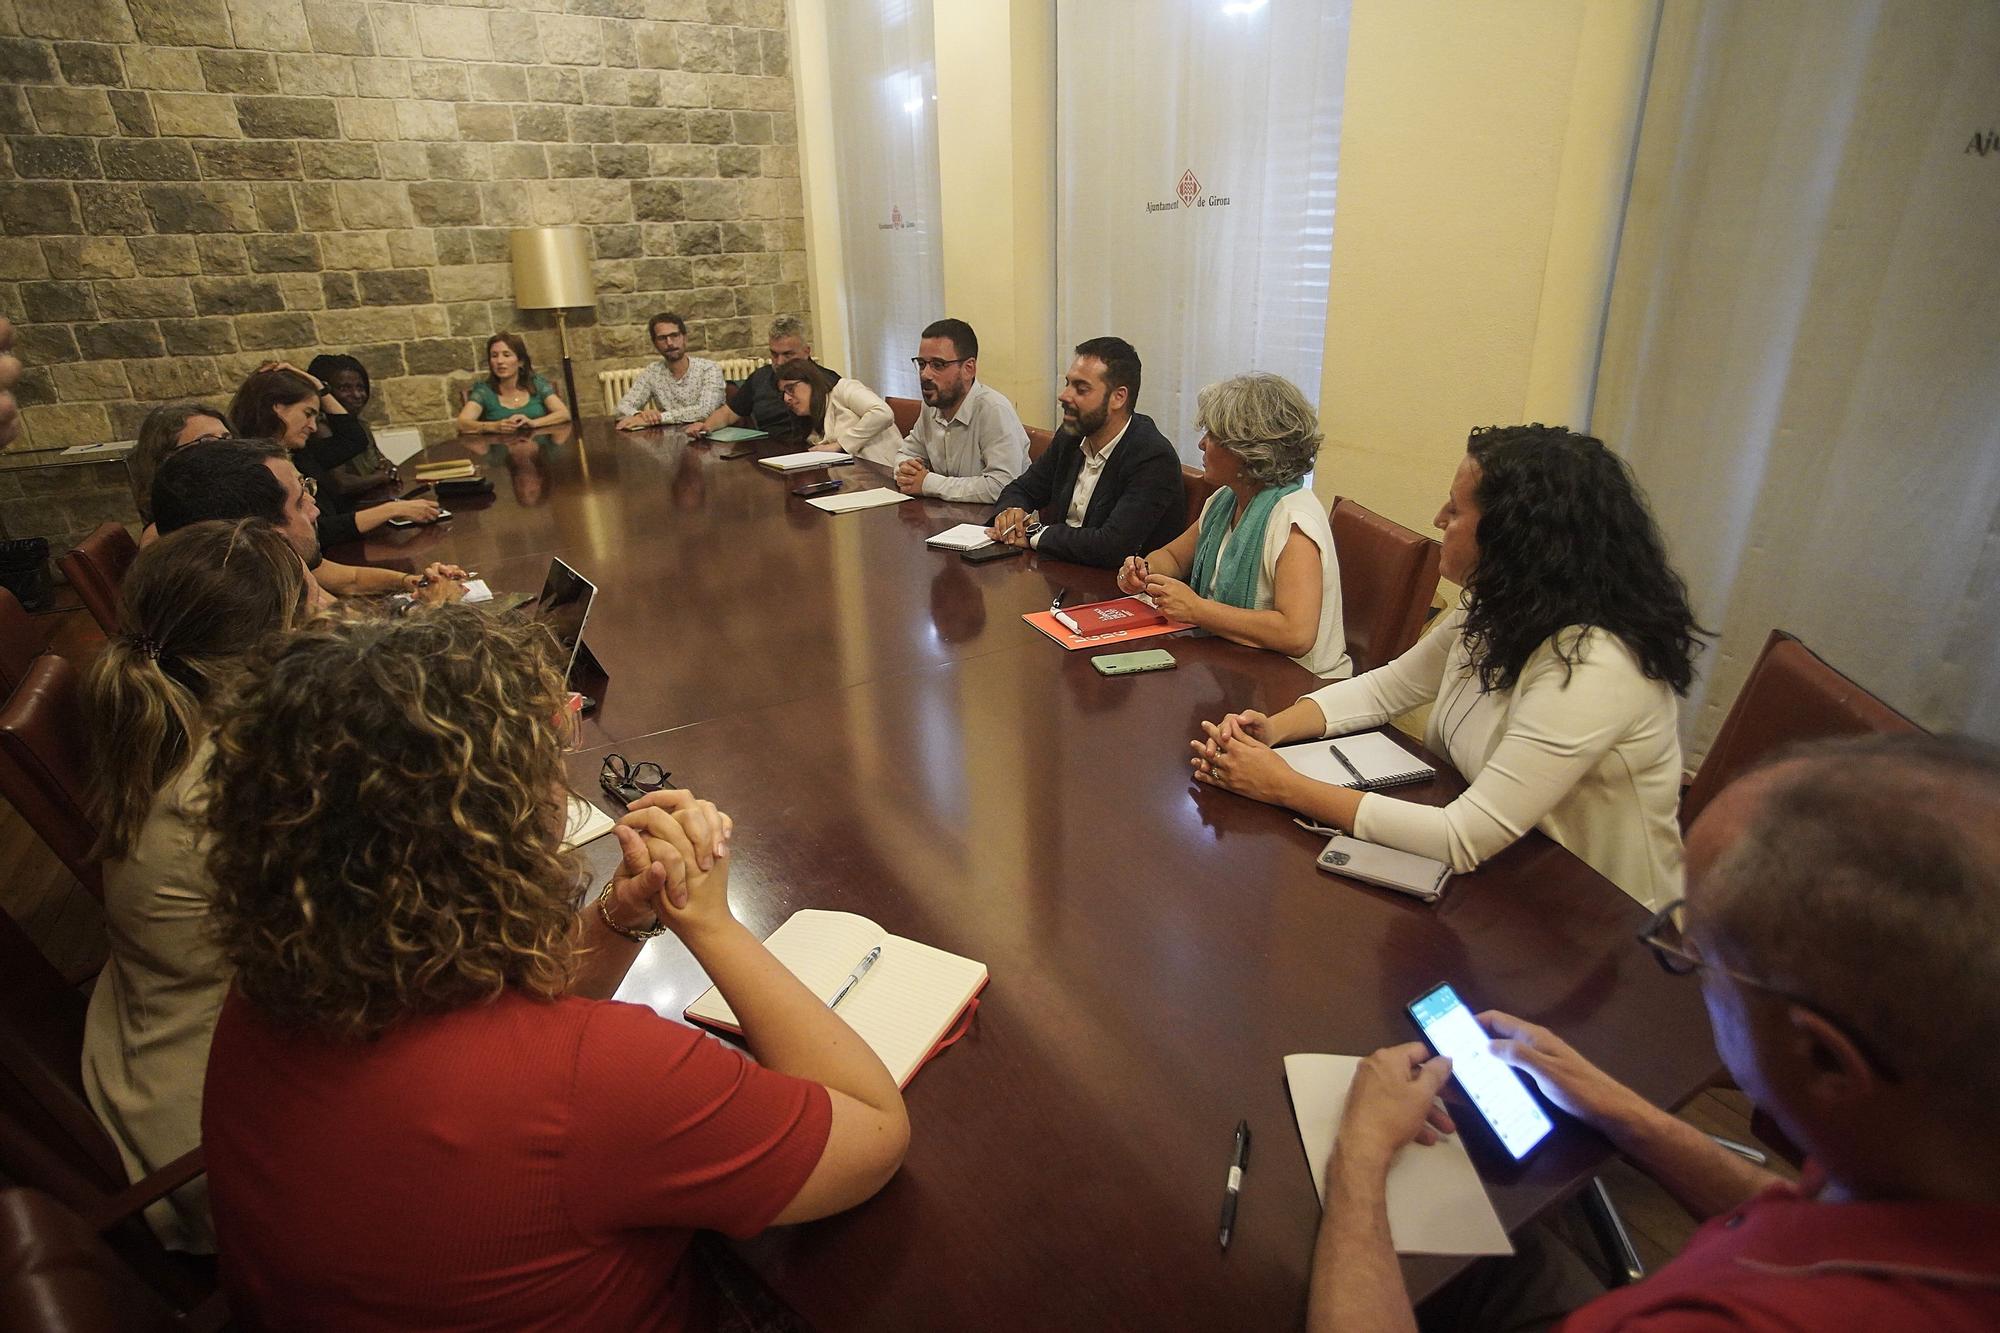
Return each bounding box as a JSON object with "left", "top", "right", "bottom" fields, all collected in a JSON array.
[{"left": 985, "top": 337, "right": 1185, "bottom": 568}]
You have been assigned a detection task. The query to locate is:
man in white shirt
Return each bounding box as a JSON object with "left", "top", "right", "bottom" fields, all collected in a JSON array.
[
  {"left": 894, "top": 318, "right": 1029, "bottom": 504},
  {"left": 985, "top": 337, "right": 1185, "bottom": 568},
  {"left": 615, "top": 312, "right": 725, "bottom": 428}
]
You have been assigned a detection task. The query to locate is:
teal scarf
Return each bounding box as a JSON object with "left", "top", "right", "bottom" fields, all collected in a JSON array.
[{"left": 1188, "top": 481, "right": 1301, "bottom": 607}]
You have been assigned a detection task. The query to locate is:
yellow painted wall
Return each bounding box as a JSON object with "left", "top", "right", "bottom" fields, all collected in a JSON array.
[
  {"left": 786, "top": 0, "right": 849, "bottom": 375},
  {"left": 1314, "top": 0, "right": 1659, "bottom": 531}
]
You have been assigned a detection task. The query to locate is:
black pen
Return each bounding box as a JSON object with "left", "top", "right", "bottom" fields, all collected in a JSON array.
[
  {"left": 1327, "top": 742, "right": 1368, "bottom": 788},
  {"left": 1219, "top": 1119, "right": 1250, "bottom": 1250},
  {"left": 1050, "top": 588, "right": 1068, "bottom": 612}
]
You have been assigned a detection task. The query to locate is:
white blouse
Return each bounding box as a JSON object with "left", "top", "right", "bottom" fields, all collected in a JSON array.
[
  {"left": 1204, "top": 486, "right": 1352, "bottom": 680},
  {"left": 815, "top": 378, "right": 900, "bottom": 465},
  {"left": 1301, "top": 605, "right": 1684, "bottom": 908}
]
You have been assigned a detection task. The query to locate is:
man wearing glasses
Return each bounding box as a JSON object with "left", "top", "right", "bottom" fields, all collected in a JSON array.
[
  {"left": 688, "top": 314, "right": 837, "bottom": 438},
  {"left": 1309, "top": 733, "right": 2000, "bottom": 1331},
  {"left": 614, "top": 312, "right": 726, "bottom": 429},
  {"left": 894, "top": 318, "right": 1029, "bottom": 503}
]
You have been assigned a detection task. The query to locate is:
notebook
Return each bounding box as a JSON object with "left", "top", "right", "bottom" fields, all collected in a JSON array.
[
  {"left": 706, "top": 425, "right": 769, "bottom": 443},
  {"left": 1284, "top": 1053, "right": 1512, "bottom": 1256},
  {"left": 559, "top": 793, "right": 614, "bottom": 853},
  {"left": 1053, "top": 596, "right": 1167, "bottom": 636},
  {"left": 926, "top": 522, "right": 996, "bottom": 551},
  {"left": 807, "top": 488, "right": 911, "bottom": 514},
  {"left": 759, "top": 450, "right": 855, "bottom": 472},
  {"left": 685, "top": 909, "right": 988, "bottom": 1088},
  {"left": 412, "top": 458, "right": 478, "bottom": 482},
  {"left": 1021, "top": 608, "right": 1192, "bottom": 651},
  {"left": 1275, "top": 730, "right": 1437, "bottom": 791}
]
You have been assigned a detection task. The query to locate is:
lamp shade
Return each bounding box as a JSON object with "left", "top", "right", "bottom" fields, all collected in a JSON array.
[{"left": 510, "top": 227, "right": 596, "bottom": 310}]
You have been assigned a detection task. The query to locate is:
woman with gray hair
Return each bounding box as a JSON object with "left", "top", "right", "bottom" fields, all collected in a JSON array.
[{"left": 1117, "top": 373, "right": 1350, "bottom": 678}]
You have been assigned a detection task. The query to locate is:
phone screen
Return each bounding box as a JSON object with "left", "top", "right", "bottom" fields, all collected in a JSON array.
[{"left": 1408, "top": 983, "right": 1554, "bottom": 1160}]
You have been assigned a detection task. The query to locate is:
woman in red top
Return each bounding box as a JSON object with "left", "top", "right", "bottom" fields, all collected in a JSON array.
[{"left": 198, "top": 606, "right": 909, "bottom": 1330}]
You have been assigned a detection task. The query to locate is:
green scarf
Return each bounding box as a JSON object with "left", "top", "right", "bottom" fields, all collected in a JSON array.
[{"left": 1188, "top": 481, "right": 1301, "bottom": 607}]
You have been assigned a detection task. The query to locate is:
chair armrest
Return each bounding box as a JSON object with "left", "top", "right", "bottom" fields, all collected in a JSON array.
[{"left": 81, "top": 1147, "right": 204, "bottom": 1232}]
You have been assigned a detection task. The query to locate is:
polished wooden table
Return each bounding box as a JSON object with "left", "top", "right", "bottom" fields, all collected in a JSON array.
[{"left": 347, "top": 421, "right": 1719, "bottom": 1330}]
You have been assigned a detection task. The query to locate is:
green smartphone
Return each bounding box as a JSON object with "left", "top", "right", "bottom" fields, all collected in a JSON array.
[{"left": 1091, "top": 648, "right": 1177, "bottom": 676}]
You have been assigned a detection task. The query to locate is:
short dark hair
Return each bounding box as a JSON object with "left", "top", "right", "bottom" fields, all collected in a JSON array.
[
  {"left": 151, "top": 439, "right": 290, "bottom": 536},
  {"left": 229, "top": 368, "right": 318, "bottom": 443},
  {"left": 1074, "top": 336, "right": 1141, "bottom": 410},
  {"left": 648, "top": 312, "right": 687, "bottom": 340},
  {"left": 921, "top": 318, "right": 978, "bottom": 361},
  {"left": 306, "top": 353, "right": 369, "bottom": 395}
]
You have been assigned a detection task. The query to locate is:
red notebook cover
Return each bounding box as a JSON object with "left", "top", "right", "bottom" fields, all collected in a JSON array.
[
  {"left": 1052, "top": 596, "right": 1167, "bottom": 635},
  {"left": 1021, "top": 607, "right": 1194, "bottom": 651}
]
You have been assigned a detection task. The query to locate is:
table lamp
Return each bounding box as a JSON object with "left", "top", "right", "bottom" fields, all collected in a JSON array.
[{"left": 509, "top": 227, "right": 597, "bottom": 421}]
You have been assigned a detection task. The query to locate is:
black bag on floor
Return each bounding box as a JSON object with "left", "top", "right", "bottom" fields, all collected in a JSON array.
[{"left": 0, "top": 536, "right": 52, "bottom": 612}]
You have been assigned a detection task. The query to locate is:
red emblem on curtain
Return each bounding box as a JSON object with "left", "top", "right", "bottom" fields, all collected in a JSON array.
[{"left": 1178, "top": 170, "right": 1201, "bottom": 207}]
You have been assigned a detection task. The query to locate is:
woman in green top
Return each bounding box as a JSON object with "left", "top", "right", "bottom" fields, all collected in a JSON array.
[{"left": 457, "top": 332, "right": 571, "bottom": 435}]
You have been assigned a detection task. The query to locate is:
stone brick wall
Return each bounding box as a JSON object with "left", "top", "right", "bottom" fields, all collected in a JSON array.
[{"left": 0, "top": 0, "right": 806, "bottom": 461}]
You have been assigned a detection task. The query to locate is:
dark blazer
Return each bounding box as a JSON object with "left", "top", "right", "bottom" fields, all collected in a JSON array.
[
  {"left": 297, "top": 412, "right": 372, "bottom": 549},
  {"left": 988, "top": 413, "right": 1185, "bottom": 568}
]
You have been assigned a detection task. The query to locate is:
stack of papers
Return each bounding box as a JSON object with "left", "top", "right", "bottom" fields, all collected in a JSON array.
[
  {"left": 807, "top": 489, "right": 911, "bottom": 514},
  {"left": 1285, "top": 1053, "right": 1512, "bottom": 1255},
  {"left": 758, "top": 451, "right": 854, "bottom": 472},
  {"left": 926, "top": 523, "right": 996, "bottom": 551}
]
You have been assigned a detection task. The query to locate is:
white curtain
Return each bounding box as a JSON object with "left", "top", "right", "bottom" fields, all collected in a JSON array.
[
  {"left": 1594, "top": 0, "right": 2000, "bottom": 754},
  {"left": 1055, "top": 1, "right": 1350, "bottom": 461},
  {"left": 825, "top": 0, "right": 945, "bottom": 399}
]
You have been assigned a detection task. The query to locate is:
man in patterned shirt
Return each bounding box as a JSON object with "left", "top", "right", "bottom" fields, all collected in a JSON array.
[{"left": 614, "top": 312, "right": 726, "bottom": 428}]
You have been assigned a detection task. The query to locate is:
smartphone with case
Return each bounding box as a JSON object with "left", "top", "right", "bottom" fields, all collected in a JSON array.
[
  {"left": 1316, "top": 835, "right": 1452, "bottom": 901},
  {"left": 1091, "top": 648, "right": 1177, "bottom": 676},
  {"left": 961, "top": 543, "right": 1024, "bottom": 564},
  {"left": 1407, "top": 982, "right": 1555, "bottom": 1161},
  {"left": 792, "top": 478, "right": 843, "bottom": 497},
  {"left": 387, "top": 508, "right": 451, "bottom": 528}
]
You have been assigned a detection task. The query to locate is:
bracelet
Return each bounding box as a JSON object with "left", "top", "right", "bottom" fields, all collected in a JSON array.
[{"left": 596, "top": 879, "right": 668, "bottom": 942}]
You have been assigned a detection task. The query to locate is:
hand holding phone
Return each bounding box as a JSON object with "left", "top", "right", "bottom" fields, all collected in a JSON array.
[{"left": 1407, "top": 983, "right": 1555, "bottom": 1160}]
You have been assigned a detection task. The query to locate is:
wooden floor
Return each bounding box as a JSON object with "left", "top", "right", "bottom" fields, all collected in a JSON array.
[{"left": 1, "top": 607, "right": 1794, "bottom": 1286}]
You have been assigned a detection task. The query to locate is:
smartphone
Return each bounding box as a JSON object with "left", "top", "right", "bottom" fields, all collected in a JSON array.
[
  {"left": 387, "top": 508, "right": 451, "bottom": 528},
  {"left": 793, "top": 478, "right": 843, "bottom": 497},
  {"left": 399, "top": 483, "right": 434, "bottom": 500},
  {"left": 719, "top": 444, "right": 757, "bottom": 460},
  {"left": 1091, "top": 648, "right": 1177, "bottom": 676},
  {"left": 1406, "top": 982, "right": 1554, "bottom": 1160},
  {"left": 961, "top": 542, "right": 1024, "bottom": 564}
]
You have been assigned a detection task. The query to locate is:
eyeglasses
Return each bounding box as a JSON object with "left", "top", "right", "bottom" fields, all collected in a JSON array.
[
  {"left": 599, "top": 753, "right": 670, "bottom": 807},
  {"left": 300, "top": 476, "right": 318, "bottom": 498},
  {"left": 910, "top": 356, "right": 969, "bottom": 374},
  {"left": 1638, "top": 898, "right": 1900, "bottom": 1082}
]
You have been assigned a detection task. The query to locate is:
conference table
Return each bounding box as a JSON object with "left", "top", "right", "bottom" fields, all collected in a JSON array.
[{"left": 339, "top": 418, "right": 1720, "bottom": 1330}]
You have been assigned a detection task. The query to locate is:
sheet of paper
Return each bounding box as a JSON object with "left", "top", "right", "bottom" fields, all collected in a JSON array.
[
  {"left": 60, "top": 439, "right": 134, "bottom": 456},
  {"left": 689, "top": 910, "right": 886, "bottom": 1027},
  {"left": 808, "top": 488, "right": 911, "bottom": 513},
  {"left": 460, "top": 579, "right": 493, "bottom": 604},
  {"left": 375, "top": 427, "right": 425, "bottom": 465},
  {"left": 1284, "top": 1053, "right": 1513, "bottom": 1256},
  {"left": 927, "top": 522, "right": 996, "bottom": 550},
  {"left": 1275, "top": 731, "right": 1433, "bottom": 789},
  {"left": 559, "top": 793, "right": 614, "bottom": 853}
]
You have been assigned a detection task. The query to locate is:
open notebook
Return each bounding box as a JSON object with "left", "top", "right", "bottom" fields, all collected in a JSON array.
[
  {"left": 1275, "top": 730, "right": 1436, "bottom": 791},
  {"left": 685, "top": 910, "right": 987, "bottom": 1087}
]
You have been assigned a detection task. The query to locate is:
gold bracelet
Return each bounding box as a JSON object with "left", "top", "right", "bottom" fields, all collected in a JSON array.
[{"left": 596, "top": 879, "right": 667, "bottom": 942}]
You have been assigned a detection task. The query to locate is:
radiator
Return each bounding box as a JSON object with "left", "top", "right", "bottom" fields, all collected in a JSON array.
[{"left": 598, "top": 360, "right": 764, "bottom": 415}]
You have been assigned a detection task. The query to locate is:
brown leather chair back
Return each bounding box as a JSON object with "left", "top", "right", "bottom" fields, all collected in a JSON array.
[
  {"left": 1681, "top": 629, "right": 1923, "bottom": 829},
  {"left": 0, "top": 655, "right": 100, "bottom": 899},
  {"left": 1025, "top": 427, "right": 1054, "bottom": 463},
  {"left": 886, "top": 396, "right": 921, "bottom": 436},
  {"left": 1329, "top": 496, "right": 1443, "bottom": 675},
  {"left": 0, "top": 1188, "right": 187, "bottom": 1332},
  {"left": 1182, "top": 465, "right": 1220, "bottom": 532},
  {"left": 58, "top": 525, "right": 138, "bottom": 638},
  {"left": 0, "top": 588, "right": 48, "bottom": 700}
]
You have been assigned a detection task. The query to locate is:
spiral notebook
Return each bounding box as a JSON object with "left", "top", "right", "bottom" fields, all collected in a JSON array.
[{"left": 1274, "top": 730, "right": 1436, "bottom": 791}]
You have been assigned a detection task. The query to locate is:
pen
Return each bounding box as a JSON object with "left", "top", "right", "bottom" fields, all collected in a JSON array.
[
  {"left": 1327, "top": 742, "right": 1368, "bottom": 788},
  {"left": 1219, "top": 1119, "right": 1250, "bottom": 1250},
  {"left": 1050, "top": 588, "right": 1068, "bottom": 612},
  {"left": 828, "top": 946, "right": 882, "bottom": 1010}
]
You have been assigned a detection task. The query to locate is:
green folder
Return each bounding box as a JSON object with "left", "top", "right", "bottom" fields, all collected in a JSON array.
[{"left": 706, "top": 426, "right": 770, "bottom": 442}]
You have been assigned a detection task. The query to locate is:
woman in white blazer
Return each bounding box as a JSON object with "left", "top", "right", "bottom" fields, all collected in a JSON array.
[
  {"left": 1189, "top": 425, "right": 1704, "bottom": 909},
  {"left": 776, "top": 358, "right": 900, "bottom": 465}
]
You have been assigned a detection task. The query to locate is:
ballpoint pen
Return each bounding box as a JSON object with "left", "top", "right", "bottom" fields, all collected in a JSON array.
[
  {"left": 1327, "top": 742, "right": 1368, "bottom": 787},
  {"left": 1219, "top": 1119, "right": 1250, "bottom": 1250},
  {"left": 1050, "top": 588, "right": 1068, "bottom": 612},
  {"left": 829, "top": 946, "right": 882, "bottom": 1010}
]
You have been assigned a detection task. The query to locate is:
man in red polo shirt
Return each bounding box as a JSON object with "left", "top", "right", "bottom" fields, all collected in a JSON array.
[{"left": 1310, "top": 733, "right": 2000, "bottom": 1331}]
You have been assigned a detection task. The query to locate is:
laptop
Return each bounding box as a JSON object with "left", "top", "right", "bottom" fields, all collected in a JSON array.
[{"left": 527, "top": 557, "right": 597, "bottom": 685}]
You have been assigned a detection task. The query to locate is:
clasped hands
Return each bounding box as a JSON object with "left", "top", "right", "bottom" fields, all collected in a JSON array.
[
  {"left": 894, "top": 459, "right": 930, "bottom": 496},
  {"left": 403, "top": 561, "right": 470, "bottom": 605},
  {"left": 1187, "top": 709, "right": 1296, "bottom": 804},
  {"left": 602, "top": 789, "right": 736, "bottom": 937}
]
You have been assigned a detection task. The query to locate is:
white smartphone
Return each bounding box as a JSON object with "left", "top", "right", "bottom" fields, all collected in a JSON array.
[{"left": 1406, "top": 982, "right": 1554, "bottom": 1160}]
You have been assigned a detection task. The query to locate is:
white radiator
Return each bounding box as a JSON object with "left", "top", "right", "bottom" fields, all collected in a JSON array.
[{"left": 599, "top": 360, "right": 763, "bottom": 414}]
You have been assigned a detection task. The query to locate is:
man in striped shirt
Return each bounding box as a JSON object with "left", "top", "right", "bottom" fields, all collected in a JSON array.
[{"left": 615, "top": 312, "right": 726, "bottom": 428}]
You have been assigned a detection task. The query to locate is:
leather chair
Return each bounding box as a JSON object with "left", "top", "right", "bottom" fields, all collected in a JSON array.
[
  {"left": 1329, "top": 497, "right": 1442, "bottom": 674},
  {"left": 0, "top": 655, "right": 100, "bottom": 899},
  {"left": 1681, "top": 629, "right": 1922, "bottom": 830},
  {"left": 886, "top": 396, "right": 920, "bottom": 436},
  {"left": 58, "top": 525, "right": 138, "bottom": 638},
  {"left": 1181, "top": 465, "right": 1219, "bottom": 531},
  {"left": 1025, "top": 426, "right": 1054, "bottom": 463},
  {"left": 0, "top": 588, "right": 49, "bottom": 699}
]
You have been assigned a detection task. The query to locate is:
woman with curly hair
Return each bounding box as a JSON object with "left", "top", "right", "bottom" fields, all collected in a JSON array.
[
  {"left": 1116, "top": 373, "right": 1351, "bottom": 678},
  {"left": 1190, "top": 425, "right": 1701, "bottom": 907},
  {"left": 197, "top": 606, "right": 908, "bottom": 1327},
  {"left": 81, "top": 518, "right": 310, "bottom": 1253}
]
